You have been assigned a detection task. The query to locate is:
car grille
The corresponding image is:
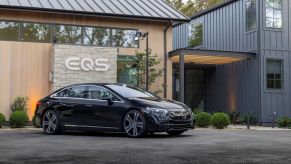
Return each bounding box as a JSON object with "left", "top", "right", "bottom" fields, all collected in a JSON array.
[{"left": 168, "top": 110, "right": 192, "bottom": 120}]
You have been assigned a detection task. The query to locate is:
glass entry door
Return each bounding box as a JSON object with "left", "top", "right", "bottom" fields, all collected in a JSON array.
[{"left": 173, "top": 69, "right": 205, "bottom": 110}]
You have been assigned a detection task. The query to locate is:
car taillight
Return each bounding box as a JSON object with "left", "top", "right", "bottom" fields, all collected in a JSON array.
[{"left": 36, "top": 101, "right": 41, "bottom": 108}]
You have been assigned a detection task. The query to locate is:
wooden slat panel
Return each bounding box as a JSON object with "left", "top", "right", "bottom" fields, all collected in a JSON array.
[{"left": 0, "top": 41, "right": 51, "bottom": 120}]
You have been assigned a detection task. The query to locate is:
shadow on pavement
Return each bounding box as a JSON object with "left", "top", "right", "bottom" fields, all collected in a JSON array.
[{"left": 37, "top": 130, "right": 194, "bottom": 139}]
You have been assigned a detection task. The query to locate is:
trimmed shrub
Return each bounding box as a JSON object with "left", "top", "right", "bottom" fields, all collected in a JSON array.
[
  {"left": 240, "top": 113, "right": 258, "bottom": 125},
  {"left": 229, "top": 112, "right": 240, "bottom": 125},
  {"left": 278, "top": 117, "right": 291, "bottom": 128},
  {"left": 210, "top": 113, "right": 230, "bottom": 129},
  {"left": 0, "top": 113, "right": 6, "bottom": 128},
  {"left": 196, "top": 112, "right": 211, "bottom": 128},
  {"left": 10, "top": 96, "right": 29, "bottom": 112},
  {"left": 10, "top": 111, "right": 29, "bottom": 128}
]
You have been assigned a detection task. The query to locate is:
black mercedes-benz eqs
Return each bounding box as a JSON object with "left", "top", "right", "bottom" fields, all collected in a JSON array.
[{"left": 35, "top": 84, "right": 195, "bottom": 137}]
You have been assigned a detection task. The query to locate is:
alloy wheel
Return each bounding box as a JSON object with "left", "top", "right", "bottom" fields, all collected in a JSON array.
[
  {"left": 124, "top": 111, "right": 146, "bottom": 137},
  {"left": 42, "top": 110, "right": 59, "bottom": 134}
]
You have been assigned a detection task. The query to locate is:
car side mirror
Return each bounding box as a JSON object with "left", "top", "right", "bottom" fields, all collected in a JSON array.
[{"left": 102, "top": 96, "right": 114, "bottom": 105}]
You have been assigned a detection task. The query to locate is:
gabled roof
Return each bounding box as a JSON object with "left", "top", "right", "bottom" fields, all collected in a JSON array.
[{"left": 0, "top": 0, "right": 190, "bottom": 22}]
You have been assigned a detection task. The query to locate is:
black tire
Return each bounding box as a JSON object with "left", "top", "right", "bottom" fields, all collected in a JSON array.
[
  {"left": 167, "top": 130, "right": 185, "bottom": 136},
  {"left": 42, "top": 110, "right": 60, "bottom": 135},
  {"left": 123, "top": 110, "right": 147, "bottom": 138}
]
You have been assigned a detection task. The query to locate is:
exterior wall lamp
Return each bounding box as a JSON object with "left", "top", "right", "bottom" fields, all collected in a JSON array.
[{"left": 135, "top": 31, "right": 149, "bottom": 91}]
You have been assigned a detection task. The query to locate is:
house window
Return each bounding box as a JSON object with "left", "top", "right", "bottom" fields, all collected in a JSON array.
[
  {"left": 266, "top": 59, "right": 283, "bottom": 90},
  {"left": 22, "top": 23, "right": 52, "bottom": 43},
  {"left": 117, "top": 55, "right": 137, "bottom": 86},
  {"left": 53, "top": 25, "right": 82, "bottom": 44},
  {"left": 188, "top": 20, "right": 203, "bottom": 47},
  {"left": 246, "top": 0, "right": 257, "bottom": 31},
  {"left": 111, "top": 29, "right": 138, "bottom": 48},
  {"left": 265, "top": 0, "right": 282, "bottom": 28},
  {"left": 83, "top": 27, "right": 110, "bottom": 46},
  {"left": 0, "top": 21, "right": 19, "bottom": 41}
]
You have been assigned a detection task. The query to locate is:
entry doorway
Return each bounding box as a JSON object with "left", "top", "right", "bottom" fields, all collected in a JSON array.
[{"left": 173, "top": 68, "right": 205, "bottom": 110}]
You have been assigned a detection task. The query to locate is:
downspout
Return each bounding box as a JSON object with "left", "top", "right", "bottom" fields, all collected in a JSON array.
[
  {"left": 257, "top": 0, "right": 262, "bottom": 125},
  {"left": 164, "top": 21, "right": 172, "bottom": 99}
]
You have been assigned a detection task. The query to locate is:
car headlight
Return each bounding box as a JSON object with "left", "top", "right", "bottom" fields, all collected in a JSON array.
[
  {"left": 146, "top": 107, "right": 169, "bottom": 121},
  {"left": 186, "top": 108, "right": 194, "bottom": 118}
]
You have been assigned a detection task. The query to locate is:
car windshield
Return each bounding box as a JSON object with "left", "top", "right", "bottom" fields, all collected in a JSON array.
[{"left": 106, "top": 85, "right": 156, "bottom": 98}]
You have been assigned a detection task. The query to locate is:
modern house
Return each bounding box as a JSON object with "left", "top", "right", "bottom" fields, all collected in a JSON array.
[
  {"left": 0, "top": 0, "right": 189, "bottom": 119},
  {"left": 172, "top": 0, "right": 290, "bottom": 123}
]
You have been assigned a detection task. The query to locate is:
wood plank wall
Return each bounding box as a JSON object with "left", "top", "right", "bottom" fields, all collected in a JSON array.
[{"left": 0, "top": 41, "right": 51, "bottom": 120}]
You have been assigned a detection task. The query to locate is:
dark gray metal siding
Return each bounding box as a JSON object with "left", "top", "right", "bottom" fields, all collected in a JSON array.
[
  {"left": 173, "top": 0, "right": 257, "bottom": 52},
  {"left": 204, "top": 59, "right": 259, "bottom": 117},
  {"left": 260, "top": 0, "right": 291, "bottom": 122},
  {"left": 174, "top": 0, "right": 291, "bottom": 123},
  {"left": 173, "top": 0, "right": 260, "bottom": 119}
]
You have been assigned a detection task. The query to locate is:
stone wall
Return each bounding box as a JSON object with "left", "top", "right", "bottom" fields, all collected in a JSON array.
[{"left": 51, "top": 45, "right": 117, "bottom": 91}]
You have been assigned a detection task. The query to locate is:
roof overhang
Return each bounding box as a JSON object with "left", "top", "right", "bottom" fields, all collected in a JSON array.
[
  {"left": 0, "top": 0, "right": 190, "bottom": 23},
  {"left": 169, "top": 49, "right": 255, "bottom": 65},
  {"left": 0, "top": 6, "right": 190, "bottom": 23}
]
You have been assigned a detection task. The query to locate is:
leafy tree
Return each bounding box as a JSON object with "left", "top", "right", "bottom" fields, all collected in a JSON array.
[
  {"left": 165, "top": 0, "right": 224, "bottom": 16},
  {"left": 54, "top": 25, "right": 82, "bottom": 44},
  {"left": 22, "top": 23, "right": 51, "bottom": 42},
  {"left": 0, "top": 22, "right": 19, "bottom": 40},
  {"left": 83, "top": 28, "right": 110, "bottom": 46},
  {"left": 189, "top": 23, "right": 203, "bottom": 47},
  {"left": 126, "top": 50, "right": 164, "bottom": 94}
]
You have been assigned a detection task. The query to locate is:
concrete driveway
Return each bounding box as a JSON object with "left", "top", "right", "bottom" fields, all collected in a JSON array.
[{"left": 0, "top": 128, "right": 290, "bottom": 164}]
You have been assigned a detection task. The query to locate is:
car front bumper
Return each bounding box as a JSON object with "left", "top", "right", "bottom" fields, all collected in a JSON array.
[{"left": 145, "top": 114, "right": 195, "bottom": 132}]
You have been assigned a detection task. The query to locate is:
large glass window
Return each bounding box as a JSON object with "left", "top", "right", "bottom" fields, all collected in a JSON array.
[
  {"left": 54, "top": 86, "right": 88, "bottom": 98},
  {"left": 0, "top": 20, "right": 139, "bottom": 48},
  {"left": 265, "top": 0, "right": 282, "bottom": 28},
  {"left": 22, "top": 23, "right": 51, "bottom": 42},
  {"left": 106, "top": 85, "right": 155, "bottom": 98},
  {"left": 246, "top": 0, "right": 257, "bottom": 31},
  {"left": 111, "top": 29, "right": 138, "bottom": 48},
  {"left": 0, "top": 21, "right": 19, "bottom": 41},
  {"left": 87, "top": 86, "right": 120, "bottom": 101},
  {"left": 53, "top": 25, "right": 82, "bottom": 44},
  {"left": 83, "top": 27, "right": 110, "bottom": 46},
  {"left": 266, "top": 59, "right": 283, "bottom": 90},
  {"left": 188, "top": 20, "right": 203, "bottom": 47},
  {"left": 117, "top": 55, "right": 137, "bottom": 86}
]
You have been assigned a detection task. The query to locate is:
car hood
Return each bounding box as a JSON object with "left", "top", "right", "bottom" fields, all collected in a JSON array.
[{"left": 128, "top": 97, "right": 188, "bottom": 110}]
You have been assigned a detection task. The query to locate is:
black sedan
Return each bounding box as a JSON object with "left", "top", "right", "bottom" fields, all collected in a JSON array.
[{"left": 35, "top": 84, "right": 194, "bottom": 137}]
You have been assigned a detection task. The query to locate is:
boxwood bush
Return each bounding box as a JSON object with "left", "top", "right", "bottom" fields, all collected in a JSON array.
[
  {"left": 0, "top": 113, "right": 6, "bottom": 128},
  {"left": 196, "top": 112, "right": 211, "bottom": 128},
  {"left": 210, "top": 113, "right": 230, "bottom": 129},
  {"left": 10, "top": 111, "right": 29, "bottom": 128},
  {"left": 278, "top": 117, "right": 291, "bottom": 128}
]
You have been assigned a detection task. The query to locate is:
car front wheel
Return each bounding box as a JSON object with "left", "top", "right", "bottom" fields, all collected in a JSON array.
[
  {"left": 123, "top": 110, "right": 147, "bottom": 138},
  {"left": 42, "top": 110, "right": 60, "bottom": 135}
]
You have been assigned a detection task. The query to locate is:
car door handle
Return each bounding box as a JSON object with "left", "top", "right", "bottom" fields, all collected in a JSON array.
[{"left": 85, "top": 105, "right": 93, "bottom": 107}]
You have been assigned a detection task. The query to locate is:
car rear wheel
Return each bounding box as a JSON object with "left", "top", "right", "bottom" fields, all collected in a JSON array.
[
  {"left": 123, "top": 110, "right": 146, "bottom": 138},
  {"left": 167, "top": 130, "right": 185, "bottom": 136},
  {"left": 42, "top": 110, "right": 60, "bottom": 135}
]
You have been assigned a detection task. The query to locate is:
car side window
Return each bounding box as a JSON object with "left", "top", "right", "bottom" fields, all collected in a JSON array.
[
  {"left": 88, "top": 86, "right": 120, "bottom": 101},
  {"left": 55, "top": 86, "right": 89, "bottom": 99}
]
